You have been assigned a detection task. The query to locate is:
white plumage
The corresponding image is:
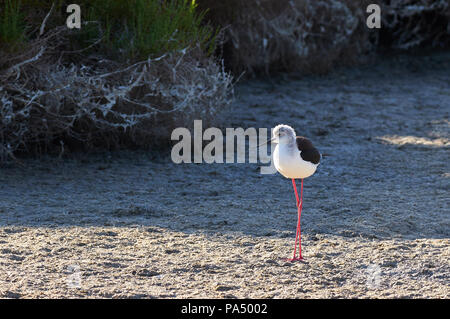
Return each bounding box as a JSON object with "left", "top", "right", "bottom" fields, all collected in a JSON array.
[{"left": 271, "top": 124, "right": 319, "bottom": 179}]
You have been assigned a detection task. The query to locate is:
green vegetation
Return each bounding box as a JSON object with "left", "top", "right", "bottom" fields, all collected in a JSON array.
[
  {"left": 0, "top": 0, "right": 217, "bottom": 59},
  {"left": 0, "top": 0, "right": 26, "bottom": 51},
  {"left": 81, "top": 0, "right": 217, "bottom": 59}
]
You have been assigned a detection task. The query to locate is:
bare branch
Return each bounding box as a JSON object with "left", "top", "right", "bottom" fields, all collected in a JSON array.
[{"left": 39, "top": 2, "right": 55, "bottom": 36}]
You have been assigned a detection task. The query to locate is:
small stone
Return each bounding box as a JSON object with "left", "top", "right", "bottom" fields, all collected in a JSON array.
[{"left": 132, "top": 269, "right": 159, "bottom": 277}]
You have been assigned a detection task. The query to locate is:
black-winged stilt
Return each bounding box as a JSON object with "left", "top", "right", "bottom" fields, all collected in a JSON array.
[{"left": 263, "top": 124, "right": 321, "bottom": 261}]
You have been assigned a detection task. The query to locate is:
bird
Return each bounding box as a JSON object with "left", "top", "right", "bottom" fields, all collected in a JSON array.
[{"left": 261, "top": 124, "right": 322, "bottom": 261}]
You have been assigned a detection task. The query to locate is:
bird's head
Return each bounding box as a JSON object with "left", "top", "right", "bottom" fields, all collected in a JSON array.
[{"left": 271, "top": 124, "right": 296, "bottom": 144}]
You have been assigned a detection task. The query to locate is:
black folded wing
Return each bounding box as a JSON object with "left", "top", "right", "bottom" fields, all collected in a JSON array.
[{"left": 296, "top": 136, "right": 320, "bottom": 164}]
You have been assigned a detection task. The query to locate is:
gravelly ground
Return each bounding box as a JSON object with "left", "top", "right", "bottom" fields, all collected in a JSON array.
[{"left": 0, "top": 53, "right": 449, "bottom": 298}]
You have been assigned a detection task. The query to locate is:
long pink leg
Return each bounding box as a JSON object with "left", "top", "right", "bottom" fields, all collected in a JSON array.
[
  {"left": 289, "top": 179, "right": 303, "bottom": 261},
  {"left": 297, "top": 179, "right": 304, "bottom": 260},
  {"left": 291, "top": 179, "right": 300, "bottom": 259}
]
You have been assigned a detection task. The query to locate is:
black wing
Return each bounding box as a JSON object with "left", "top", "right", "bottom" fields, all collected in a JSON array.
[{"left": 296, "top": 136, "right": 320, "bottom": 164}]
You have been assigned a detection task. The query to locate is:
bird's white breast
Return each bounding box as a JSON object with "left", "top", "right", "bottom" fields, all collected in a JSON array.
[{"left": 273, "top": 144, "right": 318, "bottom": 179}]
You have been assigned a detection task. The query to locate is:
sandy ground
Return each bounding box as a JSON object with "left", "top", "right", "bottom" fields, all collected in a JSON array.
[{"left": 0, "top": 53, "right": 449, "bottom": 298}]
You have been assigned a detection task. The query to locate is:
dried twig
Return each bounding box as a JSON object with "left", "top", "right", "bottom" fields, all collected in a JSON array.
[
  {"left": 0, "top": 31, "right": 233, "bottom": 162},
  {"left": 39, "top": 2, "right": 55, "bottom": 37}
]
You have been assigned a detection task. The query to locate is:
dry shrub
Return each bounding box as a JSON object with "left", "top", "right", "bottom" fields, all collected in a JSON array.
[
  {"left": 199, "top": 0, "right": 377, "bottom": 75},
  {"left": 382, "top": 0, "right": 450, "bottom": 49},
  {"left": 0, "top": 25, "right": 233, "bottom": 162},
  {"left": 199, "top": 0, "right": 450, "bottom": 75}
]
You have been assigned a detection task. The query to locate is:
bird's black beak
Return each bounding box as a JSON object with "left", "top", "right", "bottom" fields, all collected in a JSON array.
[{"left": 258, "top": 137, "right": 277, "bottom": 147}]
